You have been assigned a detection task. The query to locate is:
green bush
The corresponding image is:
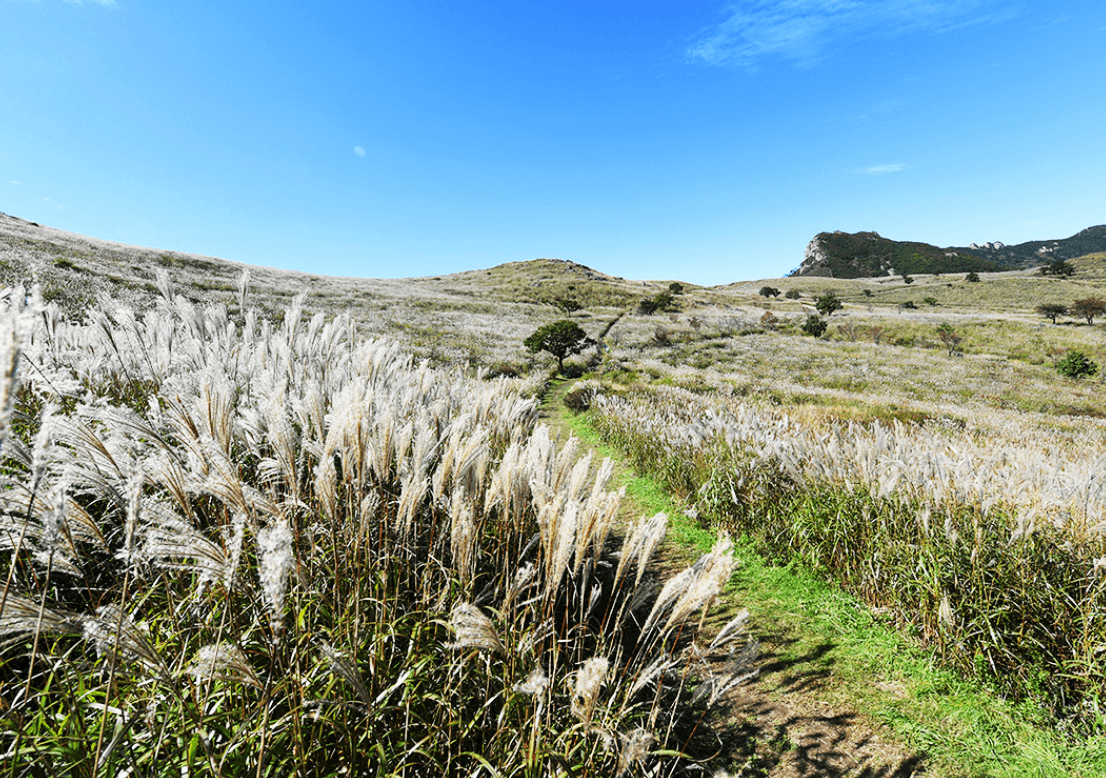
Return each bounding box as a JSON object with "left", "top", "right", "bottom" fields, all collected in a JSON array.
[
  {"left": 801, "top": 315, "right": 827, "bottom": 337},
  {"left": 638, "top": 291, "right": 677, "bottom": 315},
  {"left": 784, "top": 289, "right": 801, "bottom": 299},
  {"left": 1056, "top": 350, "right": 1099, "bottom": 379},
  {"left": 814, "top": 292, "right": 843, "bottom": 316}
]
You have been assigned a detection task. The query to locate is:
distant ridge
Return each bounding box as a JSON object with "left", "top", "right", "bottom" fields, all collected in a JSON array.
[{"left": 792, "top": 225, "right": 1106, "bottom": 278}]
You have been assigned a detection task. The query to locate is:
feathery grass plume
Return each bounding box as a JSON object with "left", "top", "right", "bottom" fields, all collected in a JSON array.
[
  {"left": 709, "top": 608, "right": 751, "bottom": 650},
  {"left": 138, "top": 501, "right": 234, "bottom": 590},
  {"left": 639, "top": 534, "right": 737, "bottom": 638},
  {"left": 83, "top": 605, "right": 170, "bottom": 683},
  {"left": 692, "top": 640, "right": 760, "bottom": 706},
  {"left": 0, "top": 314, "right": 20, "bottom": 457},
  {"left": 663, "top": 533, "right": 736, "bottom": 633},
  {"left": 446, "top": 602, "right": 503, "bottom": 654},
  {"left": 513, "top": 664, "right": 550, "bottom": 696},
  {"left": 32, "top": 478, "right": 81, "bottom": 577},
  {"left": 118, "top": 467, "right": 144, "bottom": 567},
  {"left": 184, "top": 642, "right": 261, "bottom": 689},
  {"left": 236, "top": 268, "right": 251, "bottom": 311},
  {"left": 317, "top": 641, "right": 371, "bottom": 704},
  {"left": 258, "top": 518, "right": 295, "bottom": 635},
  {"left": 314, "top": 454, "right": 338, "bottom": 521},
  {"left": 0, "top": 593, "right": 83, "bottom": 648},
  {"left": 627, "top": 653, "right": 680, "bottom": 699},
  {"left": 396, "top": 473, "right": 430, "bottom": 538},
  {"left": 616, "top": 727, "right": 654, "bottom": 776},
  {"left": 571, "top": 656, "right": 609, "bottom": 723},
  {"left": 450, "top": 499, "right": 477, "bottom": 589},
  {"left": 614, "top": 512, "right": 668, "bottom": 590}
]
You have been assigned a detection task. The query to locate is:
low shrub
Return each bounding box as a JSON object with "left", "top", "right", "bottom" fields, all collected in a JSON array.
[{"left": 1056, "top": 350, "right": 1099, "bottom": 379}]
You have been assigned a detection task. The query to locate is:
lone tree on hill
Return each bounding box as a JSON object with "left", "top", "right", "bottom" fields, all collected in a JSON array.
[
  {"left": 814, "top": 292, "right": 843, "bottom": 316},
  {"left": 524, "top": 320, "right": 593, "bottom": 373},
  {"left": 1071, "top": 297, "right": 1106, "bottom": 325},
  {"left": 759, "top": 286, "right": 780, "bottom": 298},
  {"left": 1035, "top": 302, "right": 1068, "bottom": 324},
  {"left": 935, "top": 323, "right": 962, "bottom": 357}
]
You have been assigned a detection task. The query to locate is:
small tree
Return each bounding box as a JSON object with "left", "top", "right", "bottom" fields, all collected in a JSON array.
[
  {"left": 1035, "top": 302, "right": 1068, "bottom": 323},
  {"left": 784, "top": 289, "right": 801, "bottom": 300},
  {"left": 801, "top": 315, "right": 827, "bottom": 337},
  {"left": 935, "top": 323, "right": 962, "bottom": 357},
  {"left": 1071, "top": 297, "right": 1106, "bottom": 324},
  {"left": 902, "top": 274, "right": 914, "bottom": 285},
  {"left": 965, "top": 272, "right": 981, "bottom": 282},
  {"left": 1056, "top": 350, "right": 1099, "bottom": 379},
  {"left": 814, "top": 292, "right": 843, "bottom": 316},
  {"left": 524, "top": 320, "right": 592, "bottom": 373},
  {"left": 759, "top": 286, "right": 780, "bottom": 298},
  {"left": 638, "top": 291, "right": 676, "bottom": 315},
  {"left": 668, "top": 282, "right": 685, "bottom": 294}
]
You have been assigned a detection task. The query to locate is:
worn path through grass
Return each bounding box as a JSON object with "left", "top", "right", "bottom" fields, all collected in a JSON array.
[{"left": 539, "top": 378, "right": 926, "bottom": 778}]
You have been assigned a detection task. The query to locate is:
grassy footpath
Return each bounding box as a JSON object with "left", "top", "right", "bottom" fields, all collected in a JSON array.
[{"left": 548, "top": 381, "right": 1106, "bottom": 778}]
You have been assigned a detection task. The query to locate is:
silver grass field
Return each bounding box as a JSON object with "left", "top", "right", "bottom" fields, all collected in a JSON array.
[{"left": 0, "top": 279, "right": 756, "bottom": 776}]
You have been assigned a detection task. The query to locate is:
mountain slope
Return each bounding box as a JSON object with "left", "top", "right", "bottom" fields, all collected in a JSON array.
[{"left": 793, "top": 225, "right": 1106, "bottom": 278}]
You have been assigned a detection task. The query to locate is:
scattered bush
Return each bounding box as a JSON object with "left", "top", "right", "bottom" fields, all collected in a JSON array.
[
  {"left": 759, "top": 286, "right": 780, "bottom": 298},
  {"left": 924, "top": 296, "right": 939, "bottom": 306},
  {"left": 1056, "top": 350, "right": 1099, "bottom": 379},
  {"left": 638, "top": 291, "right": 677, "bottom": 315},
  {"left": 1041, "top": 259, "right": 1075, "bottom": 277},
  {"left": 801, "top": 315, "right": 827, "bottom": 337},
  {"left": 814, "top": 292, "right": 843, "bottom": 316},
  {"left": 668, "top": 281, "right": 685, "bottom": 294},
  {"left": 784, "top": 289, "right": 801, "bottom": 300},
  {"left": 561, "top": 360, "right": 588, "bottom": 378},
  {"left": 562, "top": 384, "right": 593, "bottom": 412},
  {"left": 965, "top": 272, "right": 981, "bottom": 282}
]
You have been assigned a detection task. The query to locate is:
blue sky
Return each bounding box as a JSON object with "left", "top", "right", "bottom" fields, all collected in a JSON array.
[{"left": 2, "top": 1, "right": 1104, "bottom": 285}]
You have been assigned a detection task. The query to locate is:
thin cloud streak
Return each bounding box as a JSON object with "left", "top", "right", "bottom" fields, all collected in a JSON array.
[
  {"left": 863, "top": 164, "right": 906, "bottom": 175},
  {"left": 688, "top": 1, "right": 1009, "bottom": 68}
]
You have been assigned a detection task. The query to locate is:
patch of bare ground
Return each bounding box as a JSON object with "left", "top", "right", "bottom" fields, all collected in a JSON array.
[{"left": 541, "top": 378, "right": 927, "bottom": 777}]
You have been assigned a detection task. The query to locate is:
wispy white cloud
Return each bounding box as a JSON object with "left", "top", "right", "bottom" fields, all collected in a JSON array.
[
  {"left": 688, "top": 1, "right": 1010, "bottom": 68},
  {"left": 863, "top": 163, "right": 906, "bottom": 175}
]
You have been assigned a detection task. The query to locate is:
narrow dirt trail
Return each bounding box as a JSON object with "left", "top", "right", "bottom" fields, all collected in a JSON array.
[{"left": 538, "top": 378, "right": 927, "bottom": 778}]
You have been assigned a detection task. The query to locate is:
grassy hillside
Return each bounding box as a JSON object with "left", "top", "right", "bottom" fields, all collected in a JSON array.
[{"left": 5, "top": 214, "right": 1106, "bottom": 775}]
